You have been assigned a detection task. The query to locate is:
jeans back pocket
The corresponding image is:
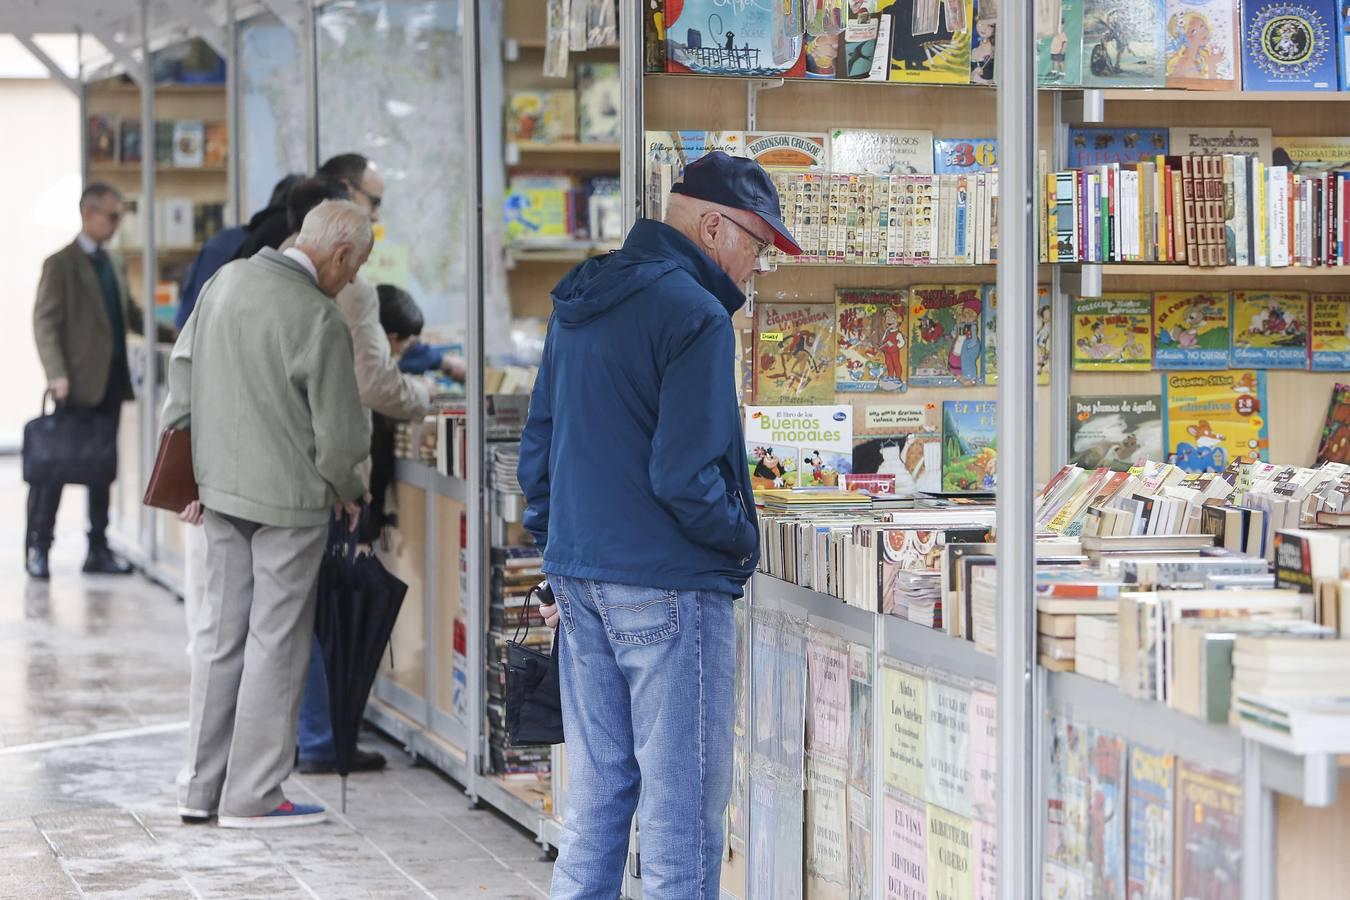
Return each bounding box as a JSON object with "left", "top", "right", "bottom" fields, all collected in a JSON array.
[{"left": 593, "top": 582, "right": 679, "bottom": 646}]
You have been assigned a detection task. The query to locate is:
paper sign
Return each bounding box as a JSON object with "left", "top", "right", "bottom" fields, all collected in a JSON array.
[
  {"left": 884, "top": 791, "right": 928, "bottom": 900},
  {"left": 882, "top": 664, "right": 927, "bottom": 798},
  {"left": 866, "top": 403, "right": 938, "bottom": 434}
]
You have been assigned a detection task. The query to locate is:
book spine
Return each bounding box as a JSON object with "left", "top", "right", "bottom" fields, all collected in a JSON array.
[
  {"left": 1046, "top": 172, "right": 1058, "bottom": 263},
  {"left": 1182, "top": 156, "right": 1199, "bottom": 267},
  {"left": 1233, "top": 155, "right": 1248, "bottom": 267},
  {"left": 1223, "top": 155, "right": 1236, "bottom": 265}
]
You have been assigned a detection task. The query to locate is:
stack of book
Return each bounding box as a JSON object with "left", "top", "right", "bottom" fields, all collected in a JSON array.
[
  {"left": 1074, "top": 616, "right": 1120, "bottom": 685},
  {"left": 1233, "top": 633, "right": 1350, "bottom": 753},
  {"left": 1033, "top": 577, "right": 1121, "bottom": 671},
  {"left": 485, "top": 545, "right": 552, "bottom": 782}
]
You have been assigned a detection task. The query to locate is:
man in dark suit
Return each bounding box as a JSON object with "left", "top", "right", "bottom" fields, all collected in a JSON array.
[{"left": 28, "top": 182, "right": 141, "bottom": 580}]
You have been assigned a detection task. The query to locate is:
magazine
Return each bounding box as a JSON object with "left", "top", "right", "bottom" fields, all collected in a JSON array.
[
  {"left": 836, "top": 289, "right": 910, "bottom": 392},
  {"left": 1086, "top": 728, "right": 1127, "bottom": 900},
  {"left": 910, "top": 284, "right": 986, "bottom": 386},
  {"left": 1174, "top": 761, "right": 1241, "bottom": 900},
  {"left": 1126, "top": 744, "right": 1175, "bottom": 900}
]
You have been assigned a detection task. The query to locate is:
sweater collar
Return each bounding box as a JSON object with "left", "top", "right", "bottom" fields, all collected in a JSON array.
[{"left": 621, "top": 219, "right": 747, "bottom": 315}]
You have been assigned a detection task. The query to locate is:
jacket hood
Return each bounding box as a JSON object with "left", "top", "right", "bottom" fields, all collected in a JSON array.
[{"left": 550, "top": 219, "right": 747, "bottom": 326}]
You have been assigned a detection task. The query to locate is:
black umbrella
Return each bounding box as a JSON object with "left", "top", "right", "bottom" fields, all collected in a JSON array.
[{"left": 314, "top": 513, "right": 408, "bottom": 811}]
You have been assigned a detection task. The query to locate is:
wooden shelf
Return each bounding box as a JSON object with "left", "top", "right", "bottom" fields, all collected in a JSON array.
[
  {"left": 88, "top": 164, "right": 228, "bottom": 174},
  {"left": 1098, "top": 264, "right": 1347, "bottom": 278},
  {"left": 644, "top": 71, "right": 997, "bottom": 93},
  {"left": 511, "top": 39, "right": 618, "bottom": 51},
  {"left": 90, "top": 83, "right": 225, "bottom": 96},
  {"left": 1099, "top": 89, "right": 1349, "bottom": 103},
  {"left": 510, "top": 141, "right": 620, "bottom": 155},
  {"left": 507, "top": 241, "right": 619, "bottom": 264}
]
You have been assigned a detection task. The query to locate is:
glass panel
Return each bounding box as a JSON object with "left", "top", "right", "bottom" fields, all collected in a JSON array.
[{"left": 238, "top": 13, "right": 308, "bottom": 220}]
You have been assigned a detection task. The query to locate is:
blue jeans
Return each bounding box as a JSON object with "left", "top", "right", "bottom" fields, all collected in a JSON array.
[
  {"left": 297, "top": 635, "right": 335, "bottom": 764},
  {"left": 547, "top": 575, "right": 736, "bottom": 900}
]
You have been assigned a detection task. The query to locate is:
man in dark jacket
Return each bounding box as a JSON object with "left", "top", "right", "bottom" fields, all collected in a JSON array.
[{"left": 518, "top": 152, "right": 800, "bottom": 898}]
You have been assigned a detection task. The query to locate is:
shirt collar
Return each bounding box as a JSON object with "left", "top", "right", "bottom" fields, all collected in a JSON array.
[
  {"left": 76, "top": 233, "right": 100, "bottom": 255},
  {"left": 281, "top": 247, "right": 319, "bottom": 284}
]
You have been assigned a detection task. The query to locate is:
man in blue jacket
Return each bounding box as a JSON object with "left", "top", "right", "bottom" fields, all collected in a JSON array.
[{"left": 518, "top": 152, "right": 800, "bottom": 898}]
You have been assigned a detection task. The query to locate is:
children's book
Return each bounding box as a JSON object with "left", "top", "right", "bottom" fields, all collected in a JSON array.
[
  {"left": 1311, "top": 294, "right": 1350, "bottom": 371},
  {"left": 1038, "top": 0, "right": 1086, "bottom": 85},
  {"left": 853, "top": 432, "right": 943, "bottom": 495},
  {"left": 1067, "top": 127, "right": 1169, "bottom": 167},
  {"left": 744, "top": 132, "right": 829, "bottom": 170},
  {"left": 1081, "top": 0, "right": 1168, "bottom": 87},
  {"left": 1154, "top": 291, "right": 1232, "bottom": 370},
  {"left": 663, "top": 0, "right": 806, "bottom": 76},
  {"left": 1163, "top": 370, "right": 1269, "bottom": 473},
  {"left": 1126, "top": 745, "right": 1175, "bottom": 900},
  {"left": 1230, "top": 291, "right": 1310, "bottom": 369},
  {"left": 576, "top": 62, "right": 621, "bottom": 142},
  {"left": 1174, "top": 762, "right": 1242, "bottom": 900},
  {"left": 1036, "top": 285, "right": 1053, "bottom": 385},
  {"left": 838, "top": 0, "right": 887, "bottom": 79},
  {"left": 1164, "top": 0, "right": 1241, "bottom": 90},
  {"left": 1086, "top": 728, "right": 1128, "bottom": 900},
  {"left": 836, "top": 289, "right": 910, "bottom": 392},
  {"left": 1071, "top": 295, "right": 1154, "bottom": 371},
  {"left": 970, "top": 0, "right": 998, "bottom": 84},
  {"left": 883, "top": 0, "right": 975, "bottom": 84},
  {"left": 1315, "top": 383, "right": 1350, "bottom": 464},
  {"left": 755, "top": 302, "right": 837, "bottom": 404},
  {"left": 1069, "top": 394, "right": 1165, "bottom": 471},
  {"left": 1273, "top": 136, "right": 1350, "bottom": 173},
  {"left": 1240, "top": 0, "right": 1339, "bottom": 91},
  {"left": 933, "top": 137, "right": 998, "bottom": 173},
  {"left": 982, "top": 284, "right": 999, "bottom": 384},
  {"left": 644, "top": 130, "right": 745, "bottom": 219},
  {"left": 909, "top": 284, "right": 985, "bottom": 386},
  {"left": 803, "top": 0, "right": 849, "bottom": 78},
  {"left": 829, "top": 128, "right": 935, "bottom": 175},
  {"left": 505, "top": 175, "right": 574, "bottom": 242},
  {"left": 942, "top": 400, "right": 998, "bottom": 493}
]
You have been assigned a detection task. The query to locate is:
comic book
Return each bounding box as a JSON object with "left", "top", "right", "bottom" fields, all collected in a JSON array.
[
  {"left": 1164, "top": 0, "right": 1240, "bottom": 90},
  {"left": 884, "top": 0, "right": 975, "bottom": 84},
  {"left": 970, "top": 0, "right": 998, "bottom": 84},
  {"left": 1071, "top": 295, "right": 1154, "bottom": 371},
  {"left": 746, "top": 405, "right": 855, "bottom": 489},
  {"left": 925, "top": 677, "right": 973, "bottom": 816},
  {"left": 1174, "top": 761, "right": 1242, "bottom": 900},
  {"left": 909, "top": 284, "right": 985, "bottom": 386},
  {"left": 744, "top": 132, "right": 830, "bottom": 169},
  {"left": 1310, "top": 294, "right": 1350, "bottom": 371},
  {"left": 1163, "top": 370, "right": 1269, "bottom": 473},
  {"left": 1066, "top": 126, "right": 1169, "bottom": 167},
  {"left": 664, "top": 0, "right": 806, "bottom": 77},
  {"left": 1037, "top": 0, "right": 1086, "bottom": 85},
  {"left": 804, "top": 0, "right": 849, "bottom": 78},
  {"left": 1069, "top": 394, "right": 1164, "bottom": 471},
  {"left": 1035, "top": 286, "right": 1053, "bottom": 385},
  {"left": 982, "top": 284, "right": 999, "bottom": 384},
  {"left": 1229, "top": 291, "right": 1310, "bottom": 370},
  {"left": 836, "top": 289, "right": 910, "bottom": 392},
  {"left": 755, "top": 302, "right": 837, "bottom": 404},
  {"left": 1315, "top": 383, "right": 1350, "bottom": 465},
  {"left": 941, "top": 400, "right": 998, "bottom": 493},
  {"left": 1240, "top": 0, "right": 1340, "bottom": 91},
  {"left": 1086, "top": 729, "right": 1127, "bottom": 900},
  {"left": 1154, "top": 291, "right": 1231, "bottom": 370},
  {"left": 829, "top": 128, "right": 935, "bottom": 175},
  {"left": 1081, "top": 0, "right": 1168, "bottom": 87},
  {"left": 1126, "top": 744, "right": 1175, "bottom": 900}
]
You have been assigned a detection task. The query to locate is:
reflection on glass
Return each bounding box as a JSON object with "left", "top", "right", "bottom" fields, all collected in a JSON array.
[{"left": 239, "top": 13, "right": 308, "bottom": 218}]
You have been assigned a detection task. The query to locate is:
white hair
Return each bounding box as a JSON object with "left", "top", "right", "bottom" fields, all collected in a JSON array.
[{"left": 296, "top": 199, "right": 373, "bottom": 256}]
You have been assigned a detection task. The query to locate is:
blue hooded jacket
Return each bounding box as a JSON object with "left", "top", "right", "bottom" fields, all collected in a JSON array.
[{"left": 517, "top": 218, "right": 760, "bottom": 598}]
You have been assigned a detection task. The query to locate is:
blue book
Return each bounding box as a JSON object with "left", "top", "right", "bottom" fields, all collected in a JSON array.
[
  {"left": 1240, "top": 0, "right": 1340, "bottom": 91},
  {"left": 1067, "top": 127, "right": 1168, "bottom": 167},
  {"left": 1339, "top": 1, "right": 1350, "bottom": 90},
  {"left": 933, "top": 138, "right": 998, "bottom": 173}
]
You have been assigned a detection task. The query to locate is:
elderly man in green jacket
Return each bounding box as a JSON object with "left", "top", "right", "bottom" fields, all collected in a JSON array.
[{"left": 162, "top": 199, "right": 373, "bottom": 829}]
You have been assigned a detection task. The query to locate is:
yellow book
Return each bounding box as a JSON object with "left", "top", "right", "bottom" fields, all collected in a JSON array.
[{"left": 1047, "top": 173, "right": 1059, "bottom": 263}]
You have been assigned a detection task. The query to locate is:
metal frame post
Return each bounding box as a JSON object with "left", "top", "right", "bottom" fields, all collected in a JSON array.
[
  {"left": 619, "top": 0, "right": 643, "bottom": 232},
  {"left": 994, "top": 1, "right": 1037, "bottom": 897},
  {"left": 138, "top": 0, "right": 159, "bottom": 563},
  {"left": 225, "top": 0, "right": 243, "bottom": 227},
  {"left": 301, "top": 0, "right": 319, "bottom": 168},
  {"left": 1049, "top": 91, "right": 1070, "bottom": 468}
]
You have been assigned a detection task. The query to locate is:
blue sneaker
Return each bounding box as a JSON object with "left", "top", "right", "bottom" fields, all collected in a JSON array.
[{"left": 218, "top": 800, "right": 327, "bottom": 829}]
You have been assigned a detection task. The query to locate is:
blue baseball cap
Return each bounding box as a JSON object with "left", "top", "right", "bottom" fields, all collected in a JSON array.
[{"left": 670, "top": 151, "right": 802, "bottom": 256}]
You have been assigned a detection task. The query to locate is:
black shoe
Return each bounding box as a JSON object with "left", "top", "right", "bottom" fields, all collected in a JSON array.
[
  {"left": 26, "top": 548, "right": 50, "bottom": 581},
  {"left": 298, "top": 749, "right": 387, "bottom": 775},
  {"left": 83, "top": 545, "right": 133, "bottom": 575}
]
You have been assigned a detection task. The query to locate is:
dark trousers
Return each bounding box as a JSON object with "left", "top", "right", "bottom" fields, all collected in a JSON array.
[{"left": 26, "top": 372, "right": 125, "bottom": 552}]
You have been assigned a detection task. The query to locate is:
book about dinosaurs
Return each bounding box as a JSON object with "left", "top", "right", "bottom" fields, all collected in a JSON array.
[
  {"left": 755, "top": 302, "right": 837, "bottom": 404},
  {"left": 909, "top": 284, "right": 985, "bottom": 386},
  {"left": 836, "top": 289, "right": 910, "bottom": 392},
  {"left": 1069, "top": 394, "right": 1165, "bottom": 471},
  {"left": 1153, "top": 291, "right": 1232, "bottom": 370}
]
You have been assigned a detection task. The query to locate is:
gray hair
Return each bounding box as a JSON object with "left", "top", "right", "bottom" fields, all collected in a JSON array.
[
  {"left": 296, "top": 199, "right": 373, "bottom": 257},
  {"left": 80, "top": 182, "right": 121, "bottom": 211}
]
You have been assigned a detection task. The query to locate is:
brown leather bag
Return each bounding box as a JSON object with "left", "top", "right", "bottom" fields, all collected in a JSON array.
[{"left": 143, "top": 427, "right": 198, "bottom": 512}]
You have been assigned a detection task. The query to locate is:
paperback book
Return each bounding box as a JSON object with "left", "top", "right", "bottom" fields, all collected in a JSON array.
[
  {"left": 1163, "top": 369, "right": 1270, "bottom": 473},
  {"left": 1240, "top": 0, "right": 1340, "bottom": 91},
  {"left": 1126, "top": 745, "right": 1175, "bottom": 900},
  {"left": 1087, "top": 728, "right": 1128, "bottom": 900},
  {"left": 1068, "top": 394, "right": 1165, "bottom": 471},
  {"left": 835, "top": 289, "right": 910, "bottom": 392},
  {"left": 1153, "top": 291, "right": 1232, "bottom": 370},
  {"left": 1038, "top": 0, "right": 1086, "bottom": 85},
  {"left": 1315, "top": 383, "right": 1350, "bottom": 465},
  {"left": 925, "top": 677, "right": 973, "bottom": 816},
  {"left": 1164, "top": 0, "right": 1241, "bottom": 90},
  {"left": 1071, "top": 295, "right": 1154, "bottom": 371},
  {"left": 664, "top": 0, "right": 806, "bottom": 77},
  {"left": 1081, "top": 0, "right": 1168, "bottom": 87},
  {"left": 884, "top": 0, "right": 975, "bottom": 84},
  {"left": 882, "top": 790, "right": 928, "bottom": 897},
  {"left": 746, "top": 405, "right": 855, "bottom": 490},
  {"left": 1229, "top": 291, "right": 1309, "bottom": 370},
  {"left": 942, "top": 400, "right": 998, "bottom": 493},
  {"left": 744, "top": 131, "right": 830, "bottom": 169},
  {"left": 882, "top": 663, "right": 928, "bottom": 798},
  {"left": 853, "top": 432, "right": 944, "bottom": 496},
  {"left": 926, "top": 804, "right": 975, "bottom": 899},
  {"left": 970, "top": 0, "right": 998, "bottom": 84},
  {"left": 909, "top": 285, "right": 985, "bottom": 386},
  {"left": 1310, "top": 294, "right": 1350, "bottom": 371},
  {"left": 755, "top": 302, "right": 837, "bottom": 404}
]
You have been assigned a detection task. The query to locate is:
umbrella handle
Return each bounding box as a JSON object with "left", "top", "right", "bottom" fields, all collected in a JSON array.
[{"left": 515, "top": 581, "right": 554, "bottom": 645}]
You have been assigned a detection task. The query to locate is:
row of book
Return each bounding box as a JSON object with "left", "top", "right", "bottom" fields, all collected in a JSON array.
[
  {"left": 486, "top": 545, "right": 551, "bottom": 782},
  {"left": 504, "top": 173, "right": 621, "bottom": 245},
  {"left": 108, "top": 196, "right": 227, "bottom": 252},
  {"left": 88, "top": 115, "right": 227, "bottom": 168},
  {"left": 505, "top": 62, "right": 621, "bottom": 145},
  {"left": 652, "top": 0, "right": 1350, "bottom": 93}
]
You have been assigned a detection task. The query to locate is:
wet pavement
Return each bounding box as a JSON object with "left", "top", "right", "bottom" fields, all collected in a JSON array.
[{"left": 0, "top": 459, "right": 552, "bottom": 899}]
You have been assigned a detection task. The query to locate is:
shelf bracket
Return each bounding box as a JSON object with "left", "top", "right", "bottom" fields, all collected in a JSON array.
[
  {"left": 84, "top": 21, "right": 144, "bottom": 87},
  {"left": 745, "top": 78, "right": 784, "bottom": 132},
  {"left": 13, "top": 34, "right": 80, "bottom": 97},
  {"left": 159, "top": 0, "right": 228, "bottom": 60}
]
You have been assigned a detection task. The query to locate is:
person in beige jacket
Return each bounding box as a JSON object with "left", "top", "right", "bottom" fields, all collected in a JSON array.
[{"left": 163, "top": 200, "right": 372, "bottom": 829}]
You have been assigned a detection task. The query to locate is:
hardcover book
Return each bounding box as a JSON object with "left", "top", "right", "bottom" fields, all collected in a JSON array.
[
  {"left": 1316, "top": 383, "right": 1350, "bottom": 464},
  {"left": 933, "top": 137, "right": 998, "bottom": 173},
  {"left": 836, "top": 289, "right": 910, "bottom": 392},
  {"left": 852, "top": 432, "right": 944, "bottom": 495},
  {"left": 1169, "top": 126, "right": 1273, "bottom": 164},
  {"left": 1310, "top": 294, "right": 1350, "bottom": 371},
  {"left": 942, "top": 399, "right": 998, "bottom": 493},
  {"left": 1240, "top": 0, "right": 1339, "bottom": 91},
  {"left": 1069, "top": 394, "right": 1165, "bottom": 471},
  {"left": 1038, "top": 0, "right": 1086, "bottom": 85},
  {"left": 1164, "top": 0, "right": 1241, "bottom": 90},
  {"left": 745, "top": 404, "right": 854, "bottom": 489},
  {"left": 576, "top": 62, "right": 621, "bottom": 142},
  {"left": 1163, "top": 369, "right": 1270, "bottom": 472},
  {"left": 172, "top": 120, "right": 204, "bottom": 167},
  {"left": 803, "top": 0, "right": 848, "bottom": 78},
  {"left": 1154, "top": 291, "right": 1232, "bottom": 369},
  {"left": 1067, "top": 126, "right": 1169, "bottom": 167},
  {"left": 829, "top": 128, "right": 935, "bottom": 175},
  {"left": 755, "top": 302, "right": 837, "bottom": 404},
  {"left": 1272, "top": 135, "right": 1350, "bottom": 173},
  {"left": 1230, "top": 291, "right": 1310, "bottom": 369},
  {"left": 883, "top": 0, "right": 975, "bottom": 84},
  {"left": 1174, "top": 761, "right": 1242, "bottom": 899},
  {"left": 1127, "top": 745, "right": 1175, "bottom": 900},
  {"left": 1086, "top": 729, "right": 1128, "bottom": 900},
  {"left": 1340, "top": 0, "right": 1350, "bottom": 89},
  {"left": 117, "top": 118, "right": 142, "bottom": 165},
  {"left": 664, "top": 0, "right": 806, "bottom": 76},
  {"left": 744, "top": 131, "right": 829, "bottom": 169},
  {"left": 909, "top": 284, "right": 985, "bottom": 386},
  {"left": 1081, "top": 0, "right": 1168, "bottom": 87},
  {"left": 1071, "top": 295, "right": 1154, "bottom": 371}
]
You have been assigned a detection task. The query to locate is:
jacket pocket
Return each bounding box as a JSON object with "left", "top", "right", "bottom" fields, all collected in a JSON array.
[{"left": 593, "top": 582, "right": 679, "bottom": 646}]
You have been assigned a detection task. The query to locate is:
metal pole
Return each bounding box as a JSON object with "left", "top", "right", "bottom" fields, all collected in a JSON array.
[
  {"left": 139, "top": 0, "right": 159, "bottom": 563},
  {"left": 619, "top": 0, "right": 643, "bottom": 231},
  {"left": 994, "top": 0, "right": 1036, "bottom": 897},
  {"left": 225, "top": 0, "right": 243, "bottom": 227},
  {"left": 301, "top": 0, "right": 319, "bottom": 169}
]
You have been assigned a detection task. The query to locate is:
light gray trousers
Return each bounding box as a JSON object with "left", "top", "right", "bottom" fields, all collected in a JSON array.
[{"left": 177, "top": 510, "right": 327, "bottom": 817}]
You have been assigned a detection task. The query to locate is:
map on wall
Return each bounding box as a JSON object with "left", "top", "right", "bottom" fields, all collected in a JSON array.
[{"left": 239, "top": 14, "right": 308, "bottom": 220}]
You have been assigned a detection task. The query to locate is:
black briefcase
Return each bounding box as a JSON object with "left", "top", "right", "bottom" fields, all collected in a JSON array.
[
  {"left": 504, "top": 582, "right": 565, "bottom": 746},
  {"left": 22, "top": 392, "right": 118, "bottom": 487}
]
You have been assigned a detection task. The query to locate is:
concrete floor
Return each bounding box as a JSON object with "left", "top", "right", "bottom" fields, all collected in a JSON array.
[{"left": 0, "top": 459, "right": 553, "bottom": 899}]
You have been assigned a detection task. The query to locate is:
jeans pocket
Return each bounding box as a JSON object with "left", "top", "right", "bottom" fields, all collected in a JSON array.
[
  {"left": 593, "top": 582, "right": 679, "bottom": 646},
  {"left": 550, "top": 579, "right": 576, "bottom": 635}
]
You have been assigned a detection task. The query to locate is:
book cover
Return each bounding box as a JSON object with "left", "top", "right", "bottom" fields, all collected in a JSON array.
[
  {"left": 172, "top": 120, "right": 204, "bottom": 167},
  {"left": 934, "top": 138, "right": 998, "bottom": 174},
  {"left": 973, "top": 819, "right": 997, "bottom": 900},
  {"left": 1082, "top": 0, "right": 1168, "bottom": 87},
  {"left": 1127, "top": 745, "right": 1175, "bottom": 900},
  {"left": 982, "top": 285, "right": 999, "bottom": 383},
  {"left": 1038, "top": 0, "right": 1086, "bottom": 85},
  {"left": 837, "top": 0, "right": 884, "bottom": 79},
  {"left": 1273, "top": 135, "right": 1350, "bottom": 173},
  {"left": 1316, "top": 383, "right": 1350, "bottom": 464},
  {"left": 1071, "top": 295, "right": 1154, "bottom": 371},
  {"left": 926, "top": 804, "right": 975, "bottom": 900},
  {"left": 504, "top": 174, "right": 574, "bottom": 242},
  {"left": 576, "top": 62, "right": 621, "bottom": 142},
  {"left": 1230, "top": 291, "right": 1310, "bottom": 369},
  {"left": 154, "top": 121, "right": 175, "bottom": 166},
  {"left": 849, "top": 644, "right": 874, "bottom": 793},
  {"left": 1042, "top": 861, "right": 1086, "bottom": 899},
  {"left": 745, "top": 405, "right": 854, "bottom": 489},
  {"left": 88, "top": 115, "right": 117, "bottom": 163},
  {"left": 836, "top": 288, "right": 910, "bottom": 392},
  {"left": 909, "top": 284, "right": 985, "bottom": 386},
  {"left": 883, "top": 791, "right": 929, "bottom": 898},
  {"left": 203, "top": 121, "right": 228, "bottom": 167},
  {"left": 1154, "top": 291, "right": 1232, "bottom": 369},
  {"left": 748, "top": 772, "right": 777, "bottom": 899},
  {"left": 830, "top": 128, "right": 935, "bottom": 175},
  {"left": 970, "top": 0, "right": 998, "bottom": 84},
  {"left": 1165, "top": 0, "right": 1241, "bottom": 89},
  {"left": 926, "top": 678, "right": 973, "bottom": 816},
  {"left": 1311, "top": 294, "right": 1350, "bottom": 371},
  {"left": 803, "top": 0, "right": 848, "bottom": 79},
  {"left": 117, "top": 118, "right": 142, "bottom": 165},
  {"left": 1086, "top": 729, "right": 1128, "bottom": 900},
  {"left": 744, "top": 131, "right": 829, "bottom": 169},
  {"left": 755, "top": 302, "right": 836, "bottom": 404},
  {"left": 853, "top": 432, "right": 944, "bottom": 495},
  {"left": 942, "top": 399, "right": 998, "bottom": 493},
  {"left": 882, "top": 0, "right": 975, "bottom": 84},
  {"left": 1240, "top": 0, "right": 1339, "bottom": 91},
  {"left": 1174, "top": 761, "right": 1242, "bottom": 899},
  {"left": 1036, "top": 285, "right": 1053, "bottom": 385},
  {"left": 777, "top": 624, "right": 809, "bottom": 773},
  {"left": 1169, "top": 126, "right": 1273, "bottom": 164},
  {"left": 970, "top": 687, "right": 997, "bottom": 824},
  {"left": 882, "top": 663, "right": 927, "bottom": 798},
  {"left": 1069, "top": 394, "right": 1165, "bottom": 471},
  {"left": 1341, "top": 0, "right": 1350, "bottom": 89},
  {"left": 1045, "top": 714, "right": 1089, "bottom": 869},
  {"left": 507, "top": 91, "right": 547, "bottom": 143},
  {"left": 664, "top": 0, "right": 807, "bottom": 76},
  {"left": 1164, "top": 369, "right": 1270, "bottom": 472},
  {"left": 1067, "top": 126, "right": 1169, "bottom": 167}
]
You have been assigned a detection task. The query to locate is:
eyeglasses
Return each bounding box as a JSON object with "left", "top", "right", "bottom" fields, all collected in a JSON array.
[
  {"left": 351, "top": 183, "right": 383, "bottom": 211},
  {"left": 98, "top": 207, "right": 122, "bottom": 224},
  {"left": 720, "top": 214, "right": 772, "bottom": 257}
]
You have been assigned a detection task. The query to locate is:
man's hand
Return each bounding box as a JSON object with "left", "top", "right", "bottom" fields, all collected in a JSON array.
[
  {"left": 49, "top": 377, "right": 70, "bottom": 401},
  {"left": 540, "top": 601, "right": 561, "bottom": 629},
  {"left": 335, "top": 500, "right": 362, "bottom": 532},
  {"left": 178, "top": 500, "right": 204, "bottom": 526},
  {"left": 441, "top": 354, "right": 467, "bottom": 382}
]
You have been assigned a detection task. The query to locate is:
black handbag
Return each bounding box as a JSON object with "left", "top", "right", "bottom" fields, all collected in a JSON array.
[
  {"left": 22, "top": 392, "right": 118, "bottom": 487},
  {"left": 504, "top": 582, "right": 565, "bottom": 746}
]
